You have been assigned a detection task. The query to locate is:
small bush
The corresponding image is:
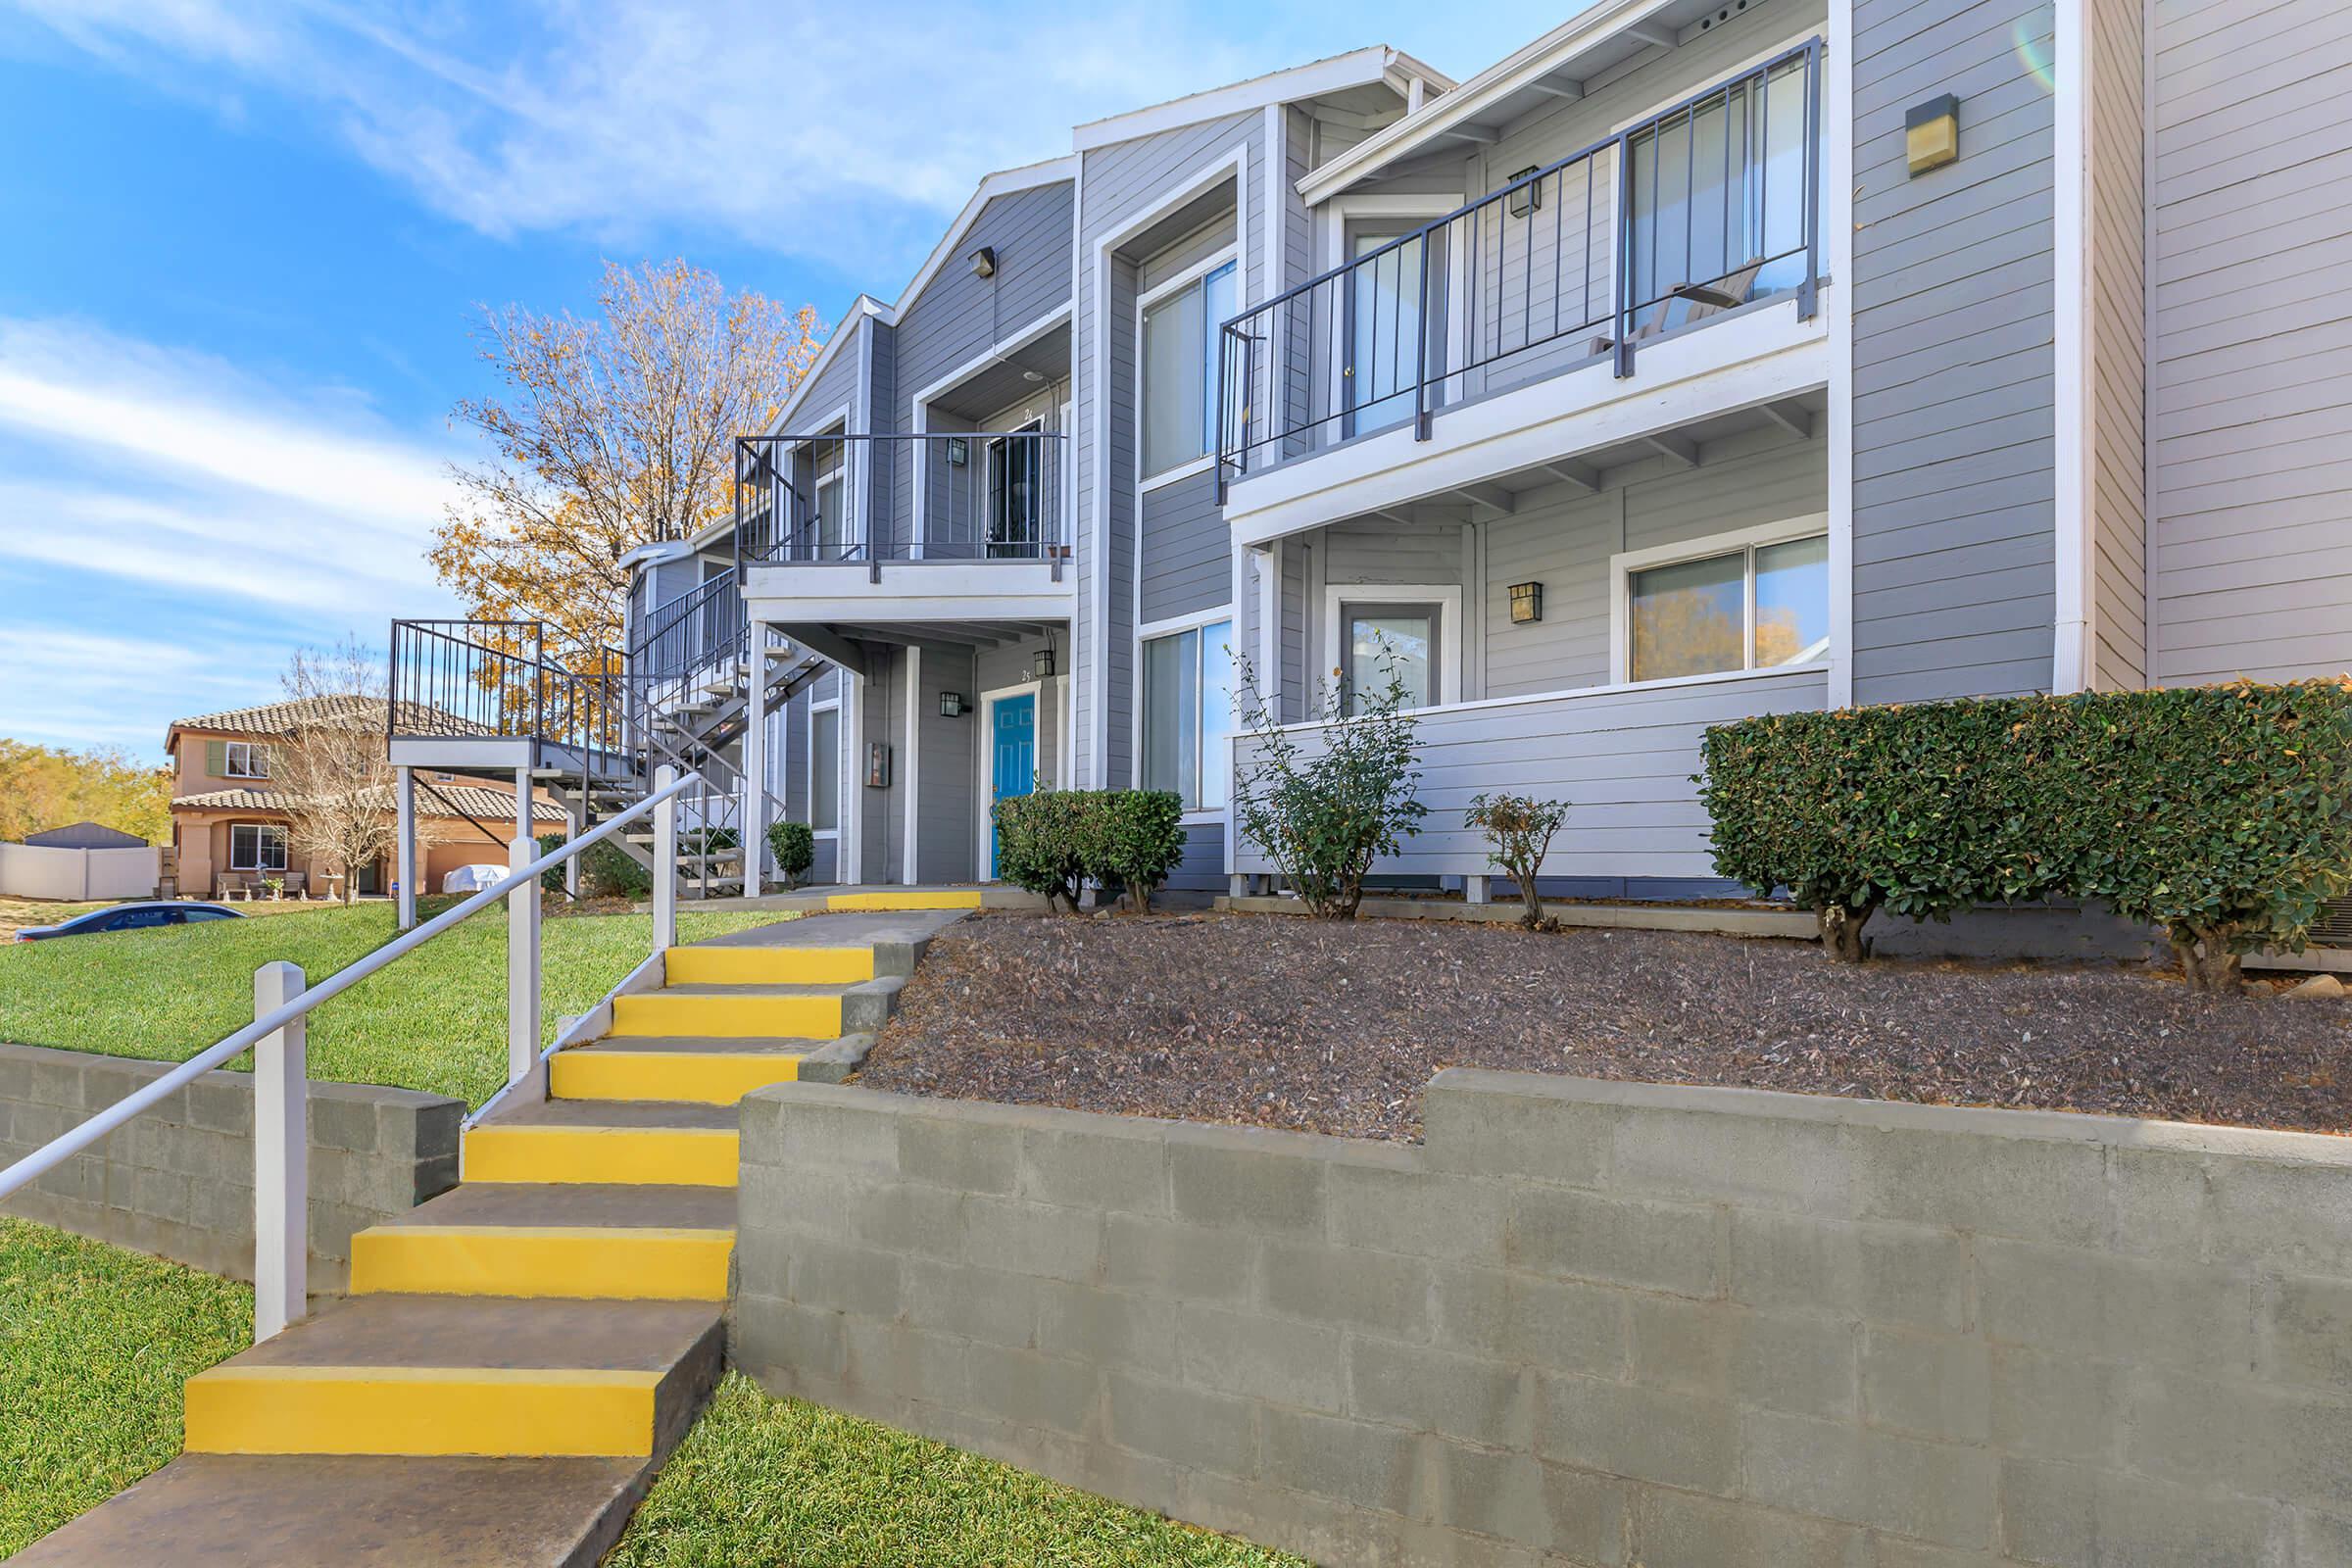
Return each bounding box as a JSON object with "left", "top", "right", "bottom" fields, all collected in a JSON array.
[
  {"left": 1466, "top": 793, "right": 1571, "bottom": 928},
  {"left": 991, "top": 790, "right": 1186, "bottom": 914},
  {"left": 765, "top": 821, "right": 815, "bottom": 890},
  {"left": 1700, "top": 679, "right": 2352, "bottom": 987},
  {"left": 1232, "top": 652, "right": 1427, "bottom": 920},
  {"left": 581, "top": 838, "right": 653, "bottom": 901},
  {"left": 537, "top": 831, "right": 566, "bottom": 894}
]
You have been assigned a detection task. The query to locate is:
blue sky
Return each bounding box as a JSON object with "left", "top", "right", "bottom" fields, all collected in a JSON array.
[{"left": 0, "top": 0, "right": 1574, "bottom": 760}]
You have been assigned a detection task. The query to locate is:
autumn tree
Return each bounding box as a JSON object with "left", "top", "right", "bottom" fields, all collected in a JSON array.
[
  {"left": 433, "top": 261, "right": 824, "bottom": 672},
  {"left": 0, "top": 740, "right": 170, "bottom": 844},
  {"left": 273, "top": 641, "right": 429, "bottom": 903}
]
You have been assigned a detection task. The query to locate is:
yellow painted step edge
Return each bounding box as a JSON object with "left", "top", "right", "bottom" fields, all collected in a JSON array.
[
  {"left": 184, "top": 1365, "right": 662, "bottom": 1457},
  {"left": 463, "top": 1126, "right": 740, "bottom": 1188},
  {"left": 611, "top": 992, "right": 841, "bottom": 1039},
  {"left": 552, "top": 1049, "right": 801, "bottom": 1104},
  {"left": 664, "top": 945, "right": 874, "bottom": 984},
  {"left": 826, "top": 890, "right": 982, "bottom": 911},
  {"left": 350, "top": 1224, "right": 735, "bottom": 1300}
]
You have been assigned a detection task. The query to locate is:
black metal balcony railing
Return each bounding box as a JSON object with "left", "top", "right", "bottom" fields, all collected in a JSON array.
[
  {"left": 1217, "top": 38, "right": 1823, "bottom": 485},
  {"left": 733, "top": 429, "right": 1071, "bottom": 580},
  {"left": 629, "top": 568, "right": 742, "bottom": 683},
  {"left": 387, "top": 619, "right": 624, "bottom": 760}
]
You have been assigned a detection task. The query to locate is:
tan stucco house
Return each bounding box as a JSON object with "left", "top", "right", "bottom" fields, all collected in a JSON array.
[{"left": 166, "top": 698, "right": 564, "bottom": 900}]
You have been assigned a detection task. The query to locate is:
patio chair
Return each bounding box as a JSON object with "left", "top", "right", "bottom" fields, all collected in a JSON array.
[{"left": 280, "top": 870, "right": 308, "bottom": 901}]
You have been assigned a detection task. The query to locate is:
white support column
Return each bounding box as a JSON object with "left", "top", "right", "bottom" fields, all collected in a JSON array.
[
  {"left": 902, "top": 647, "right": 921, "bottom": 887},
  {"left": 652, "top": 763, "right": 678, "bottom": 954},
  {"left": 394, "top": 765, "right": 416, "bottom": 931},
  {"left": 744, "top": 622, "right": 770, "bottom": 898},
  {"left": 514, "top": 768, "right": 534, "bottom": 854},
  {"left": 564, "top": 794, "right": 583, "bottom": 898},
  {"left": 1466, "top": 876, "right": 1493, "bottom": 906},
  {"left": 253, "top": 960, "right": 308, "bottom": 1342},
  {"left": 506, "top": 831, "right": 539, "bottom": 1087}
]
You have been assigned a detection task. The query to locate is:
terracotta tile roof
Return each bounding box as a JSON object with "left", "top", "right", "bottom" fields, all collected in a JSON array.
[
  {"left": 172, "top": 785, "right": 568, "bottom": 824},
  {"left": 166, "top": 696, "right": 488, "bottom": 749}
]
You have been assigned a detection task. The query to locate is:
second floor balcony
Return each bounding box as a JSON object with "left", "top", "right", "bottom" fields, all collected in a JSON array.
[{"left": 1216, "top": 39, "right": 1826, "bottom": 540}]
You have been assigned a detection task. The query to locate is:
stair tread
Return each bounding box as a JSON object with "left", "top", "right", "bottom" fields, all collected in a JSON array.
[
  {"left": 376, "top": 1182, "right": 737, "bottom": 1232},
  {"left": 205, "top": 1295, "right": 722, "bottom": 1374},
  {"left": 473, "top": 1099, "right": 740, "bottom": 1132},
  {"left": 563, "top": 1036, "right": 810, "bottom": 1057},
  {"left": 3, "top": 1453, "right": 650, "bottom": 1568},
  {"left": 633, "top": 981, "right": 863, "bottom": 999}
]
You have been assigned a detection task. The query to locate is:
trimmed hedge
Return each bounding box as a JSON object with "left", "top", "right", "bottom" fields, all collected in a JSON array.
[
  {"left": 1699, "top": 679, "right": 2352, "bottom": 987},
  {"left": 992, "top": 790, "right": 1187, "bottom": 914},
  {"left": 765, "top": 821, "right": 816, "bottom": 890}
]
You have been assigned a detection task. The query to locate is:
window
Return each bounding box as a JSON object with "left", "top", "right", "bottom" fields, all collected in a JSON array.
[
  {"left": 809, "top": 704, "right": 840, "bottom": 834},
  {"left": 1347, "top": 230, "right": 1425, "bottom": 435},
  {"left": 184, "top": 907, "right": 236, "bottom": 922},
  {"left": 987, "top": 422, "right": 1042, "bottom": 555},
  {"left": 1141, "top": 619, "right": 1234, "bottom": 811},
  {"left": 229, "top": 823, "right": 288, "bottom": 871},
  {"left": 811, "top": 437, "right": 848, "bottom": 558},
  {"left": 1345, "top": 606, "right": 1438, "bottom": 713},
  {"left": 1141, "top": 259, "right": 1239, "bottom": 477},
  {"left": 1620, "top": 526, "right": 1829, "bottom": 684},
  {"left": 223, "top": 741, "right": 270, "bottom": 778}
]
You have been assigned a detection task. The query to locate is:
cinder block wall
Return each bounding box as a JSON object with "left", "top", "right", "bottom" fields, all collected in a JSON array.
[
  {"left": 0, "top": 1041, "right": 462, "bottom": 1292},
  {"left": 738, "top": 1069, "right": 2352, "bottom": 1567}
]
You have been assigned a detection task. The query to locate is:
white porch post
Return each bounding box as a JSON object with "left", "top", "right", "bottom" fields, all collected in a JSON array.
[
  {"left": 394, "top": 765, "right": 416, "bottom": 930},
  {"left": 253, "top": 960, "right": 308, "bottom": 1341},
  {"left": 652, "top": 764, "right": 679, "bottom": 953},
  {"left": 514, "top": 769, "right": 534, "bottom": 854},
  {"left": 1466, "top": 877, "right": 1493, "bottom": 905},
  {"left": 506, "top": 829, "right": 540, "bottom": 1087},
  {"left": 564, "top": 794, "right": 583, "bottom": 898},
  {"left": 744, "top": 621, "right": 770, "bottom": 897}
]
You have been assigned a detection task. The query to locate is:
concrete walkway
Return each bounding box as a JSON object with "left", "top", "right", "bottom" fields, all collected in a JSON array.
[{"left": 17, "top": 905, "right": 961, "bottom": 1566}]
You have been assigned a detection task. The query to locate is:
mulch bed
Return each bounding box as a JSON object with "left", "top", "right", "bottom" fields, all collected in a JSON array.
[{"left": 858, "top": 912, "right": 2352, "bottom": 1142}]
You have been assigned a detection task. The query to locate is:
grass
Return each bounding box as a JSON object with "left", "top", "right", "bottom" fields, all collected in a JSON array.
[
  {"left": 0, "top": 1217, "right": 252, "bottom": 1557},
  {"left": 0, "top": 899, "right": 105, "bottom": 938},
  {"left": 609, "top": 1374, "right": 1307, "bottom": 1568},
  {"left": 0, "top": 900, "right": 785, "bottom": 1107}
]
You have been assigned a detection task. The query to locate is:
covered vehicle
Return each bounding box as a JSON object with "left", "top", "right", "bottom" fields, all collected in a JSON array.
[{"left": 439, "top": 863, "right": 510, "bottom": 894}]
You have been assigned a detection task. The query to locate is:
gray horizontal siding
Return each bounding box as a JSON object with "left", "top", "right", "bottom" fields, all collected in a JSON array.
[
  {"left": 1166, "top": 822, "right": 1224, "bottom": 893},
  {"left": 1139, "top": 469, "right": 1230, "bottom": 624},
  {"left": 1233, "top": 667, "right": 1830, "bottom": 881},
  {"left": 1848, "top": 0, "right": 2056, "bottom": 704},
  {"left": 2148, "top": 0, "right": 2352, "bottom": 685}
]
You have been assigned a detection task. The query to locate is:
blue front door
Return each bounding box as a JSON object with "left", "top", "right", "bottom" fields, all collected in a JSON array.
[{"left": 989, "top": 693, "right": 1037, "bottom": 878}]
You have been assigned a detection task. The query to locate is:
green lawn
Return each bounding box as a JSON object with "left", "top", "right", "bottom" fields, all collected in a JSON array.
[
  {"left": 610, "top": 1373, "right": 1306, "bottom": 1568},
  {"left": 0, "top": 1218, "right": 252, "bottom": 1557},
  {"left": 0, "top": 901, "right": 784, "bottom": 1108}
]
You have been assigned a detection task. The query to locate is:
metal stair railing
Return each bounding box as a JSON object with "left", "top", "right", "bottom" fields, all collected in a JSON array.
[{"left": 0, "top": 766, "right": 703, "bottom": 1344}]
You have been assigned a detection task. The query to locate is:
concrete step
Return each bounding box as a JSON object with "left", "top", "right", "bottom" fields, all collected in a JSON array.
[
  {"left": 549, "top": 1039, "right": 805, "bottom": 1105},
  {"left": 463, "top": 1101, "right": 740, "bottom": 1188},
  {"left": 351, "top": 1182, "right": 735, "bottom": 1299},
  {"left": 824, "top": 889, "right": 985, "bottom": 912},
  {"left": 663, "top": 941, "right": 875, "bottom": 985},
  {"left": 183, "top": 1295, "right": 723, "bottom": 1458},
  {"left": 610, "top": 982, "right": 848, "bottom": 1040}
]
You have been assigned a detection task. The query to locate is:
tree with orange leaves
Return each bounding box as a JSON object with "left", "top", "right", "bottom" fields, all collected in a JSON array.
[{"left": 433, "top": 260, "right": 823, "bottom": 672}]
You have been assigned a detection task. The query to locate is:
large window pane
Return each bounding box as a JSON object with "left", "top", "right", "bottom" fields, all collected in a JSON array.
[
  {"left": 1629, "top": 552, "right": 1743, "bottom": 682},
  {"left": 1142, "top": 283, "right": 1205, "bottom": 477},
  {"left": 1202, "top": 263, "right": 1239, "bottom": 455},
  {"left": 810, "top": 707, "right": 840, "bottom": 831},
  {"left": 1348, "top": 609, "right": 1434, "bottom": 713},
  {"left": 1142, "top": 629, "right": 1201, "bottom": 806},
  {"left": 1200, "top": 621, "right": 1234, "bottom": 810},
  {"left": 1753, "top": 535, "right": 1830, "bottom": 667}
]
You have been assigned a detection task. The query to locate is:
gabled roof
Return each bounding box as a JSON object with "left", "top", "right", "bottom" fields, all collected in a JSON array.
[
  {"left": 173, "top": 784, "right": 567, "bottom": 823},
  {"left": 1071, "top": 45, "right": 1453, "bottom": 152},
  {"left": 166, "top": 696, "right": 462, "bottom": 755}
]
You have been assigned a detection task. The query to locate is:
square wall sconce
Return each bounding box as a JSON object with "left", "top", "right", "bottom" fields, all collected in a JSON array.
[
  {"left": 1032, "top": 647, "right": 1056, "bottom": 680},
  {"left": 939, "top": 692, "right": 969, "bottom": 718},
  {"left": 1905, "top": 94, "right": 1959, "bottom": 177},
  {"left": 946, "top": 437, "right": 968, "bottom": 467},
  {"left": 1506, "top": 167, "right": 1544, "bottom": 219},
  {"left": 1509, "top": 581, "right": 1544, "bottom": 624},
  {"left": 969, "top": 245, "right": 998, "bottom": 278}
]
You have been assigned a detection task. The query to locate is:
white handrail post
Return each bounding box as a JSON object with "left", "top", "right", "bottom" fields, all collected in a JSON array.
[
  {"left": 253, "top": 960, "right": 308, "bottom": 1342},
  {"left": 652, "top": 763, "right": 678, "bottom": 954},
  {"left": 744, "top": 621, "right": 769, "bottom": 897},
  {"left": 507, "top": 833, "right": 540, "bottom": 1085}
]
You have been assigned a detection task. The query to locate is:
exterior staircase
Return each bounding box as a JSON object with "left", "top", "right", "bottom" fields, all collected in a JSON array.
[{"left": 15, "top": 903, "right": 975, "bottom": 1566}]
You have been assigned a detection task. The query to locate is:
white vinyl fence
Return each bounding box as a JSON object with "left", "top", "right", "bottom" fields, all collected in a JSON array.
[{"left": 0, "top": 843, "right": 160, "bottom": 902}]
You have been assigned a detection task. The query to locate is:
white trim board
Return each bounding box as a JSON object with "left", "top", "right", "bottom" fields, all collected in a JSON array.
[
  {"left": 1319, "top": 582, "right": 1465, "bottom": 710},
  {"left": 973, "top": 679, "right": 1051, "bottom": 881},
  {"left": 2051, "top": 0, "right": 2093, "bottom": 696},
  {"left": 1072, "top": 46, "right": 1449, "bottom": 154}
]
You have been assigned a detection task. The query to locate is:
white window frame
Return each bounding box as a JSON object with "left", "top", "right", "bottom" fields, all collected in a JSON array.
[
  {"left": 1320, "top": 196, "right": 1469, "bottom": 441},
  {"left": 807, "top": 698, "right": 842, "bottom": 839},
  {"left": 1137, "top": 607, "right": 1239, "bottom": 822},
  {"left": 1609, "top": 513, "right": 1832, "bottom": 687},
  {"left": 228, "top": 821, "right": 288, "bottom": 872},
  {"left": 223, "top": 740, "right": 270, "bottom": 779},
  {"left": 975, "top": 678, "right": 1054, "bottom": 880},
  {"left": 1318, "top": 583, "right": 1464, "bottom": 713},
  {"left": 1137, "top": 247, "right": 1241, "bottom": 490}
]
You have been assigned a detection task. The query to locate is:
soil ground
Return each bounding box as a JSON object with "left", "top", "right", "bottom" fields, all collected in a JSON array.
[{"left": 859, "top": 911, "right": 2352, "bottom": 1141}]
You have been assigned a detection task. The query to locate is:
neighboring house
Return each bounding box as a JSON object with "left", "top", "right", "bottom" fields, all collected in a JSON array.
[
  {"left": 23, "top": 821, "right": 149, "bottom": 850},
  {"left": 167, "top": 699, "right": 565, "bottom": 899},
  {"left": 394, "top": 1, "right": 2352, "bottom": 916}
]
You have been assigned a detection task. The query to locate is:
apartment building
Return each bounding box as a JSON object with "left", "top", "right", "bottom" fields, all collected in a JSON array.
[{"left": 398, "top": 0, "right": 2352, "bottom": 906}]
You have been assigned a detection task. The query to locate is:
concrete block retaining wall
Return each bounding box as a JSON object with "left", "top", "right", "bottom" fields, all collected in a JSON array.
[
  {"left": 0, "top": 1041, "right": 463, "bottom": 1292},
  {"left": 738, "top": 1069, "right": 2352, "bottom": 1567}
]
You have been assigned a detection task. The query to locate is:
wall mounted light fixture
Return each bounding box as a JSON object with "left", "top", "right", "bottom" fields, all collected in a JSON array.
[
  {"left": 938, "top": 692, "right": 969, "bottom": 718},
  {"left": 969, "top": 246, "right": 998, "bottom": 278},
  {"left": 1506, "top": 167, "right": 1544, "bottom": 219},
  {"left": 1905, "top": 94, "right": 1960, "bottom": 177},
  {"left": 1509, "top": 581, "right": 1544, "bottom": 624}
]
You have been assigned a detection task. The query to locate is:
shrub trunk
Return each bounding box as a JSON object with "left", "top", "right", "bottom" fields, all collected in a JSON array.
[
  {"left": 2170, "top": 927, "right": 2245, "bottom": 994},
  {"left": 1818, "top": 902, "right": 1874, "bottom": 961}
]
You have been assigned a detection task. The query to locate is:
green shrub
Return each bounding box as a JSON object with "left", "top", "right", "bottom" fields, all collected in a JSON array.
[
  {"left": 537, "top": 832, "right": 565, "bottom": 894},
  {"left": 1465, "top": 793, "right": 1571, "bottom": 928},
  {"left": 581, "top": 838, "right": 653, "bottom": 901},
  {"left": 1232, "top": 652, "right": 1427, "bottom": 920},
  {"left": 1699, "top": 679, "right": 2352, "bottom": 987},
  {"left": 765, "top": 821, "right": 816, "bottom": 890},
  {"left": 990, "top": 790, "right": 1186, "bottom": 914}
]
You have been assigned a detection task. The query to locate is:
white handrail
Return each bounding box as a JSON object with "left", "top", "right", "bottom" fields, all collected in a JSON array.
[{"left": 0, "top": 766, "right": 701, "bottom": 1205}]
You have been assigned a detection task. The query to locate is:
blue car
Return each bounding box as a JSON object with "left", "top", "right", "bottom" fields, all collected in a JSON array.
[{"left": 13, "top": 902, "right": 243, "bottom": 942}]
